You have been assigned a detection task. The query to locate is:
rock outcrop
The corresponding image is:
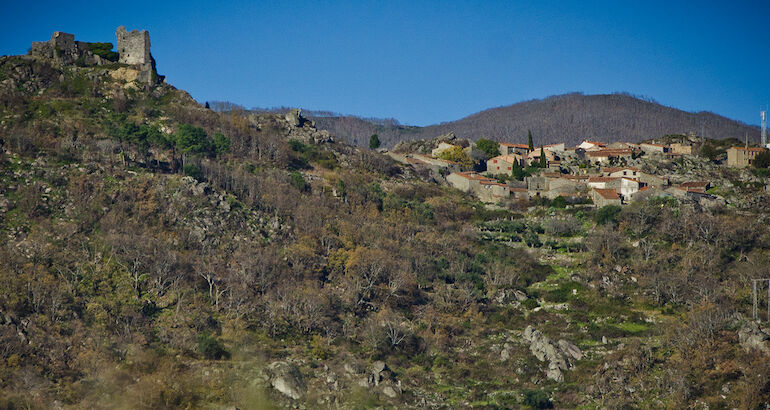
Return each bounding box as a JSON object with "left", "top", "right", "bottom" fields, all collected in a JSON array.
[
  {"left": 738, "top": 322, "right": 770, "bottom": 354},
  {"left": 523, "top": 325, "right": 582, "bottom": 382},
  {"left": 267, "top": 361, "right": 306, "bottom": 400}
]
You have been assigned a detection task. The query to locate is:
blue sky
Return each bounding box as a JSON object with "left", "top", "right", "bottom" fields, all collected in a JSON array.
[{"left": 1, "top": 1, "right": 768, "bottom": 126}]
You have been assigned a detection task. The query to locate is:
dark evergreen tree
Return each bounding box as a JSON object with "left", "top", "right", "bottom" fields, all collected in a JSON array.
[{"left": 528, "top": 130, "right": 534, "bottom": 152}]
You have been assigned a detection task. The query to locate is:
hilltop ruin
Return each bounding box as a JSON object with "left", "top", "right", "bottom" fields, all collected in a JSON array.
[{"left": 28, "top": 26, "right": 159, "bottom": 85}]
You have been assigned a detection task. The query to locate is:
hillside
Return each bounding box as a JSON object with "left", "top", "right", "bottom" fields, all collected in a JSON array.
[
  {"left": 305, "top": 93, "right": 761, "bottom": 148},
  {"left": 2, "top": 30, "right": 770, "bottom": 409}
]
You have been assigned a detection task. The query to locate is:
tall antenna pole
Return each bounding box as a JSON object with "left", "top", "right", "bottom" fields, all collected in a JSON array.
[{"left": 759, "top": 109, "right": 767, "bottom": 148}]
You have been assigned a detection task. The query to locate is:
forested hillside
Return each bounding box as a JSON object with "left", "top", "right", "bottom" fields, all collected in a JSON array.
[
  {"left": 296, "top": 93, "right": 761, "bottom": 148},
  {"left": 2, "top": 50, "right": 770, "bottom": 409}
]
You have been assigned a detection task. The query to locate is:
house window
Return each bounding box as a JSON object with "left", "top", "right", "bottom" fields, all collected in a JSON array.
[
  {"left": 493, "top": 160, "right": 497, "bottom": 163},
  {"left": 507, "top": 167, "right": 511, "bottom": 170}
]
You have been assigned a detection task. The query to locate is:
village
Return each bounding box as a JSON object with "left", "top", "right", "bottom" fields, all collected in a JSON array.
[{"left": 387, "top": 135, "right": 769, "bottom": 208}]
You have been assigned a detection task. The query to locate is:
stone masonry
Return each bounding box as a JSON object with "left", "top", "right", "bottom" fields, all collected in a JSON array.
[
  {"left": 29, "top": 31, "right": 103, "bottom": 66},
  {"left": 116, "top": 26, "right": 151, "bottom": 65}
]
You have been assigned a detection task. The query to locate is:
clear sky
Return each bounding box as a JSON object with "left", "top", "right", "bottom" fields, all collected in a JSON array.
[{"left": 1, "top": 1, "right": 768, "bottom": 126}]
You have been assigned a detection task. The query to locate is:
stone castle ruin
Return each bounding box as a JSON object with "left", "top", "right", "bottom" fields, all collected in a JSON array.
[
  {"left": 28, "top": 26, "right": 159, "bottom": 85},
  {"left": 116, "top": 26, "right": 151, "bottom": 65},
  {"left": 29, "top": 31, "right": 103, "bottom": 66}
]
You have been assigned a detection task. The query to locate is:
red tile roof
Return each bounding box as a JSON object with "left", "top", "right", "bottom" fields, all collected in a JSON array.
[
  {"left": 730, "top": 147, "right": 767, "bottom": 152},
  {"left": 588, "top": 176, "right": 619, "bottom": 183},
  {"left": 586, "top": 149, "right": 633, "bottom": 157},
  {"left": 500, "top": 142, "right": 529, "bottom": 149},
  {"left": 593, "top": 188, "right": 620, "bottom": 200}
]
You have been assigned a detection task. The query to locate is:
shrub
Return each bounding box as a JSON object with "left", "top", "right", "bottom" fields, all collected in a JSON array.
[
  {"left": 197, "top": 332, "right": 229, "bottom": 360},
  {"left": 594, "top": 205, "right": 621, "bottom": 225},
  {"left": 212, "top": 132, "right": 230, "bottom": 155},
  {"left": 289, "top": 171, "right": 309, "bottom": 192},
  {"left": 753, "top": 149, "right": 770, "bottom": 169},
  {"left": 369, "top": 134, "right": 381, "bottom": 149},
  {"left": 476, "top": 138, "right": 500, "bottom": 157},
  {"left": 523, "top": 389, "right": 552, "bottom": 408},
  {"left": 438, "top": 146, "right": 475, "bottom": 168},
  {"left": 182, "top": 164, "right": 202, "bottom": 180},
  {"left": 176, "top": 124, "right": 210, "bottom": 154},
  {"left": 86, "top": 42, "right": 119, "bottom": 62}
]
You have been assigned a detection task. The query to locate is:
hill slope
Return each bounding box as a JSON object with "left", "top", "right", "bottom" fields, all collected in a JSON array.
[{"left": 308, "top": 93, "right": 760, "bottom": 148}]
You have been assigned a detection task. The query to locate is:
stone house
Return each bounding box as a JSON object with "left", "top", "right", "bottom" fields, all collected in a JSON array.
[
  {"left": 499, "top": 142, "right": 530, "bottom": 156},
  {"left": 601, "top": 167, "right": 639, "bottom": 178},
  {"left": 726, "top": 147, "right": 767, "bottom": 168},
  {"left": 585, "top": 149, "right": 634, "bottom": 165},
  {"left": 670, "top": 142, "right": 693, "bottom": 155},
  {"left": 477, "top": 180, "right": 511, "bottom": 202},
  {"left": 587, "top": 176, "right": 620, "bottom": 190},
  {"left": 677, "top": 181, "right": 710, "bottom": 193},
  {"left": 579, "top": 141, "right": 607, "bottom": 151},
  {"left": 527, "top": 148, "right": 559, "bottom": 167},
  {"left": 631, "top": 185, "right": 664, "bottom": 202},
  {"left": 527, "top": 173, "right": 585, "bottom": 199},
  {"left": 486, "top": 154, "right": 524, "bottom": 175},
  {"left": 447, "top": 171, "right": 488, "bottom": 193},
  {"left": 411, "top": 154, "right": 461, "bottom": 172},
  {"left": 640, "top": 143, "right": 668, "bottom": 154},
  {"left": 510, "top": 187, "right": 529, "bottom": 200},
  {"left": 591, "top": 188, "right": 622, "bottom": 207}
]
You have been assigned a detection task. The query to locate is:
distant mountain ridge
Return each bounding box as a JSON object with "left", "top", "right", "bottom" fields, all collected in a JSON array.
[{"left": 291, "top": 93, "right": 761, "bottom": 148}]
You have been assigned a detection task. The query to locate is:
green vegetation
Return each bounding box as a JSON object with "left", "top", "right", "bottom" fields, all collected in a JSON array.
[
  {"left": 85, "top": 42, "right": 119, "bottom": 62},
  {"left": 527, "top": 130, "right": 534, "bottom": 152},
  {"left": 369, "top": 133, "right": 381, "bottom": 149},
  {"left": 753, "top": 149, "right": 770, "bottom": 169},
  {"left": 438, "top": 145, "right": 475, "bottom": 168},
  {"left": 476, "top": 138, "right": 500, "bottom": 157}
]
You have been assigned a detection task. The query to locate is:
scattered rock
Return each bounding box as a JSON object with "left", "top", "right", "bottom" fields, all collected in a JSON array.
[
  {"left": 523, "top": 325, "right": 582, "bottom": 382},
  {"left": 267, "top": 361, "right": 306, "bottom": 400},
  {"left": 738, "top": 322, "right": 770, "bottom": 354}
]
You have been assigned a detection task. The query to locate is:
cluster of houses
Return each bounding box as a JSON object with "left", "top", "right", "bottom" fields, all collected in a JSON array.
[{"left": 388, "top": 137, "right": 770, "bottom": 207}]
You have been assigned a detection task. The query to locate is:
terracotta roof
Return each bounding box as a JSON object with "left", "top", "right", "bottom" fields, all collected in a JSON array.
[
  {"left": 593, "top": 188, "right": 620, "bottom": 200},
  {"left": 451, "top": 172, "right": 488, "bottom": 181},
  {"left": 586, "top": 149, "right": 633, "bottom": 157},
  {"left": 489, "top": 154, "right": 521, "bottom": 163},
  {"left": 480, "top": 180, "right": 508, "bottom": 187},
  {"left": 500, "top": 142, "right": 529, "bottom": 149},
  {"left": 588, "top": 176, "right": 619, "bottom": 183},
  {"left": 637, "top": 186, "right": 652, "bottom": 192},
  {"left": 602, "top": 167, "right": 639, "bottom": 173},
  {"left": 730, "top": 146, "right": 767, "bottom": 152},
  {"left": 561, "top": 175, "right": 589, "bottom": 180}
]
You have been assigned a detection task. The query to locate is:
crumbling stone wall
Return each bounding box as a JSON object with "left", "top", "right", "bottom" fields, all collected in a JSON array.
[
  {"left": 29, "top": 32, "right": 102, "bottom": 65},
  {"left": 116, "top": 26, "right": 151, "bottom": 65}
]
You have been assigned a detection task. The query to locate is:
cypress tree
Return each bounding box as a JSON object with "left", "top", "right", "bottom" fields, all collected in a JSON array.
[
  {"left": 539, "top": 146, "right": 547, "bottom": 168},
  {"left": 527, "top": 130, "right": 534, "bottom": 152}
]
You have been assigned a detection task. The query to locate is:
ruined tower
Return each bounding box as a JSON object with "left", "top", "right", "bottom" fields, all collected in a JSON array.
[
  {"left": 116, "top": 26, "right": 151, "bottom": 65},
  {"left": 116, "top": 26, "right": 157, "bottom": 85}
]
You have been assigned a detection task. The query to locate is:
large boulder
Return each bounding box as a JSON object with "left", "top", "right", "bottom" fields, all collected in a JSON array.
[
  {"left": 523, "top": 325, "right": 582, "bottom": 382},
  {"left": 738, "top": 322, "right": 770, "bottom": 354},
  {"left": 267, "top": 361, "right": 306, "bottom": 400}
]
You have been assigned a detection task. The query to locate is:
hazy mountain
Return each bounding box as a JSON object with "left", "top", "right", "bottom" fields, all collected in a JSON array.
[{"left": 304, "top": 92, "right": 761, "bottom": 148}]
